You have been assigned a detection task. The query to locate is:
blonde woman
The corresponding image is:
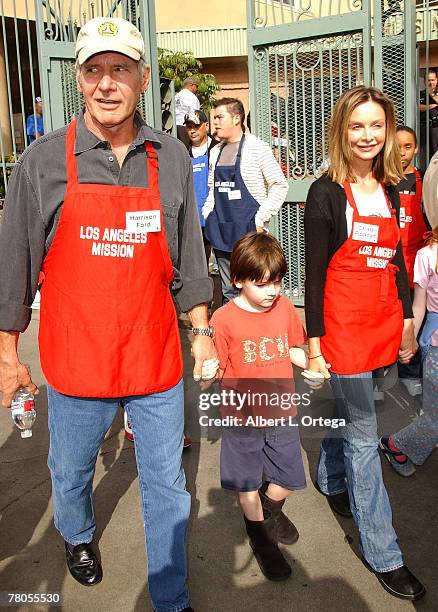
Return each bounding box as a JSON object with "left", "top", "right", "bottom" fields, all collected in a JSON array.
[{"left": 304, "top": 86, "right": 425, "bottom": 600}]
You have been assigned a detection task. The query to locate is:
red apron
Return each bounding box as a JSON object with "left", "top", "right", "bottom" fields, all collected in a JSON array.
[
  {"left": 38, "top": 120, "right": 182, "bottom": 397},
  {"left": 398, "top": 168, "right": 428, "bottom": 289},
  {"left": 321, "top": 182, "right": 404, "bottom": 375}
]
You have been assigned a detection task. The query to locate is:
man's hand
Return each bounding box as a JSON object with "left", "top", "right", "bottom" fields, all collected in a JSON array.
[
  {"left": 191, "top": 336, "right": 218, "bottom": 381},
  {"left": 0, "top": 362, "right": 38, "bottom": 407},
  {"left": 186, "top": 303, "right": 219, "bottom": 381}
]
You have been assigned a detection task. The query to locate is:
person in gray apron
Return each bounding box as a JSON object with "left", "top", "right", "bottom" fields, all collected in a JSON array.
[{"left": 203, "top": 98, "right": 288, "bottom": 303}]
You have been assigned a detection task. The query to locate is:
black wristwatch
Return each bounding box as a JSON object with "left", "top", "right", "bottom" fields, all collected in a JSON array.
[{"left": 191, "top": 327, "right": 215, "bottom": 338}]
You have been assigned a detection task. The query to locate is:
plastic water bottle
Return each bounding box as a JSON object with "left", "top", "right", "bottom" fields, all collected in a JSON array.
[
  {"left": 11, "top": 388, "right": 36, "bottom": 438},
  {"left": 124, "top": 410, "right": 134, "bottom": 442}
]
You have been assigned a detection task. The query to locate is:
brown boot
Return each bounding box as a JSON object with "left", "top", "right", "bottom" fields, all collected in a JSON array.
[
  {"left": 244, "top": 514, "right": 291, "bottom": 581},
  {"left": 259, "top": 488, "right": 299, "bottom": 545}
]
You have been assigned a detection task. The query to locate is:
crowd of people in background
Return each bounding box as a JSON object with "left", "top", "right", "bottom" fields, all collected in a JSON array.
[{"left": 0, "top": 15, "right": 437, "bottom": 612}]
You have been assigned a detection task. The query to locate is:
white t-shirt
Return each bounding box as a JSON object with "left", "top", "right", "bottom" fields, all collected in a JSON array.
[
  {"left": 175, "top": 89, "right": 200, "bottom": 126},
  {"left": 346, "top": 184, "right": 390, "bottom": 236},
  {"left": 191, "top": 138, "right": 211, "bottom": 158}
]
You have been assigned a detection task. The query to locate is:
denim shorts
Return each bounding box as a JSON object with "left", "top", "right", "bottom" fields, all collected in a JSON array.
[{"left": 220, "top": 421, "right": 307, "bottom": 492}]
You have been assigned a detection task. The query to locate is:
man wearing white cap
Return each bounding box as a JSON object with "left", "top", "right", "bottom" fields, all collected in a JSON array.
[
  {"left": 175, "top": 77, "right": 201, "bottom": 146},
  {"left": 0, "top": 16, "right": 216, "bottom": 612}
]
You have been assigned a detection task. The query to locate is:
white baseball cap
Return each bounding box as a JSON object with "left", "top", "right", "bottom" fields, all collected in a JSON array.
[{"left": 75, "top": 17, "right": 145, "bottom": 65}]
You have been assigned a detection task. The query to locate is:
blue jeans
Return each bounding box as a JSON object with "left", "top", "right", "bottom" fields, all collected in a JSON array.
[
  {"left": 47, "top": 380, "right": 190, "bottom": 612},
  {"left": 214, "top": 249, "right": 238, "bottom": 304},
  {"left": 316, "top": 372, "right": 404, "bottom": 573}
]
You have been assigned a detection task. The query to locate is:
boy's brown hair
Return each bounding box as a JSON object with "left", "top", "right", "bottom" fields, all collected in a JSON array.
[{"left": 230, "top": 232, "right": 287, "bottom": 284}]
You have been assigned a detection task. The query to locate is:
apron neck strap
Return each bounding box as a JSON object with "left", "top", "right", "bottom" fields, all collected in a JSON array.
[
  {"left": 144, "top": 141, "right": 159, "bottom": 190},
  {"left": 235, "top": 134, "right": 245, "bottom": 167},
  {"left": 343, "top": 180, "right": 358, "bottom": 214},
  {"left": 66, "top": 119, "right": 79, "bottom": 186}
]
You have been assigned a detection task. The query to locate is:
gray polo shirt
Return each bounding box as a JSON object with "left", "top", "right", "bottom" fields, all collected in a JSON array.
[{"left": 0, "top": 111, "right": 212, "bottom": 331}]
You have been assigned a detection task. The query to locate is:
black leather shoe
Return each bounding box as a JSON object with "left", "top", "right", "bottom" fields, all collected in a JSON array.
[
  {"left": 326, "top": 490, "right": 353, "bottom": 518},
  {"left": 362, "top": 558, "right": 425, "bottom": 601},
  {"left": 315, "top": 483, "right": 353, "bottom": 518},
  {"left": 65, "top": 542, "right": 103, "bottom": 587}
]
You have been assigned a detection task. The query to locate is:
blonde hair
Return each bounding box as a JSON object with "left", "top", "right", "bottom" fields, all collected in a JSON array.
[
  {"left": 425, "top": 225, "right": 438, "bottom": 274},
  {"left": 327, "top": 86, "right": 403, "bottom": 186}
]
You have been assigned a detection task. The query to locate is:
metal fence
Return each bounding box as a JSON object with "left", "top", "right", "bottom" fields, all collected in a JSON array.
[
  {"left": 0, "top": 0, "right": 160, "bottom": 201},
  {"left": 0, "top": 0, "right": 40, "bottom": 200},
  {"left": 416, "top": 0, "right": 438, "bottom": 172}
]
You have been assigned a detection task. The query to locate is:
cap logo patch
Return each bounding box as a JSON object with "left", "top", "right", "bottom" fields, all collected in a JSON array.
[{"left": 97, "top": 22, "right": 118, "bottom": 37}]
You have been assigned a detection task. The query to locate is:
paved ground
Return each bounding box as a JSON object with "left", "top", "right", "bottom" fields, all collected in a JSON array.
[{"left": 0, "top": 308, "right": 437, "bottom": 612}]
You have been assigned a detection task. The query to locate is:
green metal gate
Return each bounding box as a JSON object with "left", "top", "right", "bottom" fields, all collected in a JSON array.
[{"left": 247, "top": 0, "right": 417, "bottom": 305}]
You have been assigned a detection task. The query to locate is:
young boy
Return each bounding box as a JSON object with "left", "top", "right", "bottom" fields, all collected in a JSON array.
[
  {"left": 210, "top": 232, "right": 310, "bottom": 582},
  {"left": 397, "top": 126, "right": 429, "bottom": 287},
  {"left": 396, "top": 126, "right": 429, "bottom": 396}
]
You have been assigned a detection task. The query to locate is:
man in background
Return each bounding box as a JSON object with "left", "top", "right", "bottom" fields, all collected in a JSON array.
[
  {"left": 419, "top": 69, "right": 438, "bottom": 171},
  {"left": 26, "top": 96, "right": 44, "bottom": 144},
  {"left": 184, "top": 109, "right": 219, "bottom": 266},
  {"left": 203, "top": 98, "right": 288, "bottom": 303},
  {"left": 175, "top": 77, "right": 200, "bottom": 146}
]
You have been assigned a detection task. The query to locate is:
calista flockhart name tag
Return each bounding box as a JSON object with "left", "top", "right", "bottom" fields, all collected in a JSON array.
[
  {"left": 126, "top": 210, "right": 161, "bottom": 233},
  {"left": 352, "top": 221, "right": 379, "bottom": 244}
]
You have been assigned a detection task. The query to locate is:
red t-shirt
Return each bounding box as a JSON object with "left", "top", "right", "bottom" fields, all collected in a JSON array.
[
  {"left": 211, "top": 295, "right": 306, "bottom": 378},
  {"left": 211, "top": 296, "right": 306, "bottom": 423}
]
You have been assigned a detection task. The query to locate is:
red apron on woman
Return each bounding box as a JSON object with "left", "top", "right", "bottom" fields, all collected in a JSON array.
[
  {"left": 398, "top": 168, "right": 428, "bottom": 288},
  {"left": 321, "top": 182, "right": 404, "bottom": 375},
  {"left": 38, "top": 120, "right": 182, "bottom": 397}
]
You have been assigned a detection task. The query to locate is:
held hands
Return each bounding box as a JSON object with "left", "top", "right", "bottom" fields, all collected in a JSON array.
[
  {"left": 191, "top": 335, "right": 219, "bottom": 382},
  {"left": 301, "top": 355, "right": 331, "bottom": 390},
  {"left": 399, "top": 320, "right": 418, "bottom": 364},
  {"left": 0, "top": 362, "right": 38, "bottom": 407},
  {"left": 200, "top": 358, "right": 220, "bottom": 381}
]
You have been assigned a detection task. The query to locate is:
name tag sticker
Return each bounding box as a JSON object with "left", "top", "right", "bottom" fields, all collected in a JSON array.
[
  {"left": 228, "top": 190, "right": 242, "bottom": 200},
  {"left": 352, "top": 222, "right": 379, "bottom": 243},
  {"left": 126, "top": 210, "right": 161, "bottom": 233}
]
